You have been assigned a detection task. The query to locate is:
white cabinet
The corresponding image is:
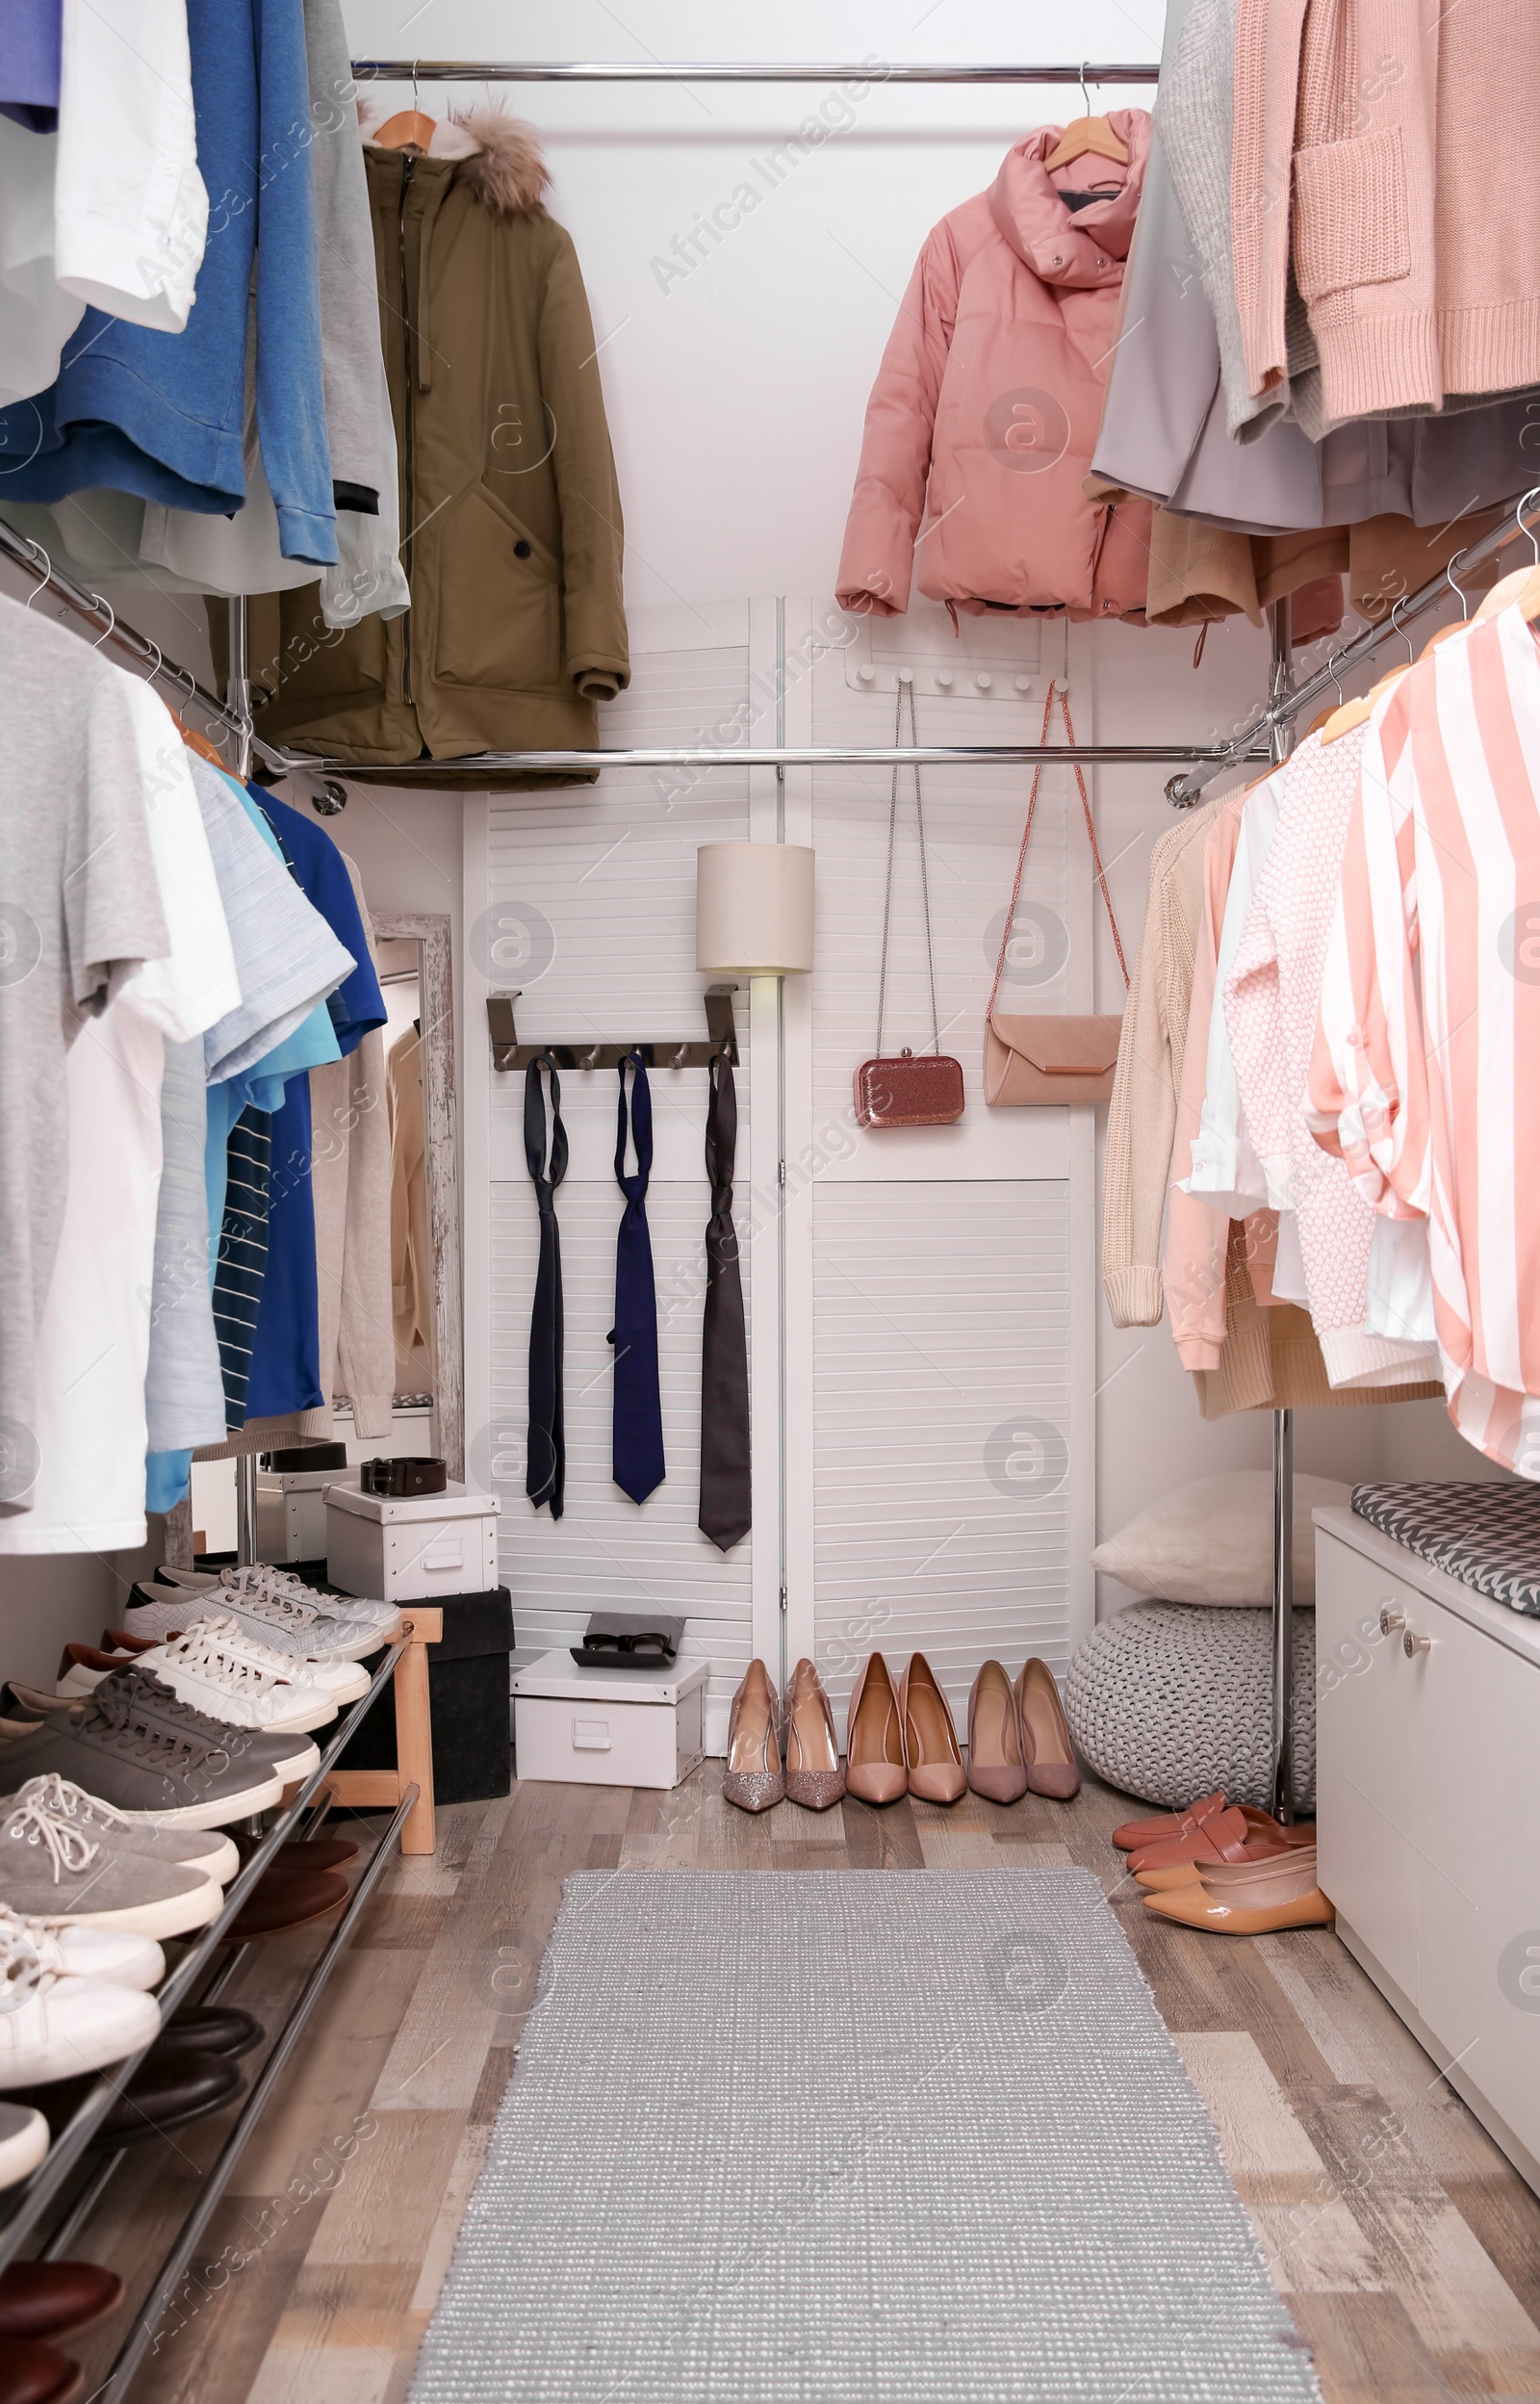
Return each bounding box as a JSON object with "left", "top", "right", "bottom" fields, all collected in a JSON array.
[{"left": 1315, "top": 1509, "right": 1540, "bottom": 2193}]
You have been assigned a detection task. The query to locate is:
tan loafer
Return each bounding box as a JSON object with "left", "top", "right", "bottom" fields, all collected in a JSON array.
[
  {"left": 965, "top": 1660, "right": 1029, "bottom": 1803},
  {"left": 844, "top": 1653, "right": 907, "bottom": 1807},
  {"left": 783, "top": 1659, "right": 845, "bottom": 1811},
  {"left": 899, "top": 1654, "right": 965, "bottom": 1805},
  {"left": 1015, "top": 1657, "right": 1080, "bottom": 1799},
  {"left": 722, "top": 1659, "right": 783, "bottom": 1813},
  {"left": 1112, "top": 1791, "right": 1228, "bottom": 1851}
]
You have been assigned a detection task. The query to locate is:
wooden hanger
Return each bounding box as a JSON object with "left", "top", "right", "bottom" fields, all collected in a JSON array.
[
  {"left": 372, "top": 108, "right": 437, "bottom": 151},
  {"left": 1045, "top": 116, "right": 1129, "bottom": 172},
  {"left": 1476, "top": 565, "right": 1533, "bottom": 622},
  {"left": 180, "top": 721, "right": 225, "bottom": 768},
  {"left": 1320, "top": 663, "right": 1412, "bottom": 744}
]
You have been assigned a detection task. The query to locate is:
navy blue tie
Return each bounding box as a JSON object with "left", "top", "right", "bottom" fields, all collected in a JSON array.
[
  {"left": 525, "top": 1056, "right": 568, "bottom": 1518},
  {"left": 610, "top": 1054, "right": 665, "bottom": 1504}
]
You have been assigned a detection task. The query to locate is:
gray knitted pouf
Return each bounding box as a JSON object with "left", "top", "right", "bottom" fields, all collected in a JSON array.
[{"left": 1065, "top": 1603, "right": 1316, "bottom": 1814}]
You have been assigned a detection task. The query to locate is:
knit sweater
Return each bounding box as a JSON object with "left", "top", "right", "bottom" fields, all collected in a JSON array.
[{"left": 1232, "top": 0, "right": 1540, "bottom": 428}]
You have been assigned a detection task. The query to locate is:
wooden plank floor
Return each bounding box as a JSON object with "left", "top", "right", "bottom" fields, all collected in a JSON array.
[{"left": 65, "top": 1764, "right": 1540, "bottom": 2403}]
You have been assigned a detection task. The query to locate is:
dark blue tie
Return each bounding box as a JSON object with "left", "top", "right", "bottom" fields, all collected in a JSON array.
[
  {"left": 525, "top": 1056, "right": 568, "bottom": 1518},
  {"left": 610, "top": 1054, "right": 665, "bottom": 1504}
]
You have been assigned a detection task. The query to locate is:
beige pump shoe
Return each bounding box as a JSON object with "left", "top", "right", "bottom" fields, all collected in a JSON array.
[
  {"left": 783, "top": 1659, "right": 846, "bottom": 1810},
  {"left": 1143, "top": 1848, "right": 1333, "bottom": 1935},
  {"left": 722, "top": 1659, "right": 783, "bottom": 1813},
  {"left": 845, "top": 1653, "right": 907, "bottom": 1807},
  {"left": 899, "top": 1653, "right": 965, "bottom": 1805},
  {"left": 966, "top": 1659, "right": 1029, "bottom": 1803},
  {"left": 1015, "top": 1657, "right": 1080, "bottom": 1799}
]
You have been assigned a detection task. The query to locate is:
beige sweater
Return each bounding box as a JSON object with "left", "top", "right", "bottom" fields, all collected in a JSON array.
[
  {"left": 1232, "top": 0, "right": 1540, "bottom": 427},
  {"left": 1104, "top": 795, "right": 1225, "bottom": 1325}
]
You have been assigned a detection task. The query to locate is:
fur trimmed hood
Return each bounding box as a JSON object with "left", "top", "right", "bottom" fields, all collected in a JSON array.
[{"left": 359, "top": 103, "right": 550, "bottom": 216}]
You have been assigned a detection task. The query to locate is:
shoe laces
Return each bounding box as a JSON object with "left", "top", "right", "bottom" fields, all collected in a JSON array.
[
  {"left": 2, "top": 1791, "right": 98, "bottom": 1884},
  {"left": 216, "top": 1572, "right": 322, "bottom": 1630},
  {"left": 189, "top": 1613, "right": 307, "bottom": 1681},
  {"left": 86, "top": 1680, "right": 228, "bottom": 1775},
  {"left": 159, "top": 1626, "right": 284, "bottom": 1689},
  {"left": 13, "top": 1771, "right": 130, "bottom": 1838}
]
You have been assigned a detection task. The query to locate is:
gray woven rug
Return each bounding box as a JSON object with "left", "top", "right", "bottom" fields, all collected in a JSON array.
[{"left": 412, "top": 1870, "right": 1320, "bottom": 2404}]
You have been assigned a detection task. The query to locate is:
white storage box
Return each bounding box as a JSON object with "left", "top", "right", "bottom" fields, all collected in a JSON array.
[
  {"left": 325, "top": 1478, "right": 500, "bottom": 1604},
  {"left": 512, "top": 1650, "right": 706, "bottom": 1789},
  {"left": 257, "top": 1466, "right": 359, "bottom": 1563}
]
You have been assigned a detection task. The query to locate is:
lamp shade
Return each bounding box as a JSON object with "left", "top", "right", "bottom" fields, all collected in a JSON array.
[{"left": 695, "top": 842, "right": 815, "bottom": 975}]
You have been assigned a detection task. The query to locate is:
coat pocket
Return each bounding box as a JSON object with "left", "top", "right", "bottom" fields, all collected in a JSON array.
[
  {"left": 1292, "top": 126, "right": 1411, "bottom": 303},
  {"left": 435, "top": 485, "right": 561, "bottom": 690}
]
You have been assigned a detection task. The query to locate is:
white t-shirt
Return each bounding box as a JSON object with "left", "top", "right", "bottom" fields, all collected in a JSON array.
[
  {"left": 0, "top": 682, "right": 239, "bottom": 1554},
  {"left": 52, "top": 0, "right": 208, "bottom": 333}
]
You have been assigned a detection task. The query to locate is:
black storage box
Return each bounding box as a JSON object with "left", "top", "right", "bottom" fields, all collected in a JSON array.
[{"left": 334, "top": 1584, "right": 515, "bottom": 1806}]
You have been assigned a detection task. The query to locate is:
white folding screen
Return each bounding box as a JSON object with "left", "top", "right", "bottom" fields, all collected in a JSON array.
[{"left": 465, "top": 598, "right": 1097, "bottom": 1753}]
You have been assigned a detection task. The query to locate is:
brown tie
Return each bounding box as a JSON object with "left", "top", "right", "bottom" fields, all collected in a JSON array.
[{"left": 699, "top": 1052, "right": 751, "bottom": 1551}]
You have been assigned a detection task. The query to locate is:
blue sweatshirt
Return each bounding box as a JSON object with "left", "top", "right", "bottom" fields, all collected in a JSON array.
[{"left": 0, "top": 0, "right": 336, "bottom": 562}]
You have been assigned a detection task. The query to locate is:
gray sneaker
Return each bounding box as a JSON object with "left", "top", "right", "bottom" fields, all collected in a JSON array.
[
  {"left": 0, "top": 1684, "right": 283, "bottom": 1828},
  {"left": 0, "top": 1789, "right": 221, "bottom": 1940},
  {"left": 7, "top": 1674, "right": 321, "bottom": 1793},
  {"left": 7, "top": 1774, "right": 238, "bottom": 1885}
]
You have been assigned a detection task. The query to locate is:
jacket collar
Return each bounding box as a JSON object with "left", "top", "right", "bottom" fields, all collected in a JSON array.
[{"left": 987, "top": 112, "right": 1149, "bottom": 290}]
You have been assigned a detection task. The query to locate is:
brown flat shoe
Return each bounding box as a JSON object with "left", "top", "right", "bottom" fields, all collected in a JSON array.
[
  {"left": 0, "top": 2262, "right": 122, "bottom": 2343},
  {"left": 782, "top": 1659, "right": 845, "bottom": 1810},
  {"left": 1144, "top": 1852, "right": 1333, "bottom": 1936},
  {"left": 722, "top": 1659, "right": 783, "bottom": 1813},
  {"left": 966, "top": 1660, "right": 1028, "bottom": 1803},
  {"left": 1128, "top": 1803, "right": 1259, "bottom": 1872},
  {"left": 1015, "top": 1657, "right": 1080, "bottom": 1799},
  {"left": 1112, "top": 1791, "right": 1227, "bottom": 1851},
  {"left": 845, "top": 1653, "right": 907, "bottom": 1807},
  {"left": 899, "top": 1654, "right": 965, "bottom": 1805},
  {"left": 1136, "top": 1836, "right": 1310, "bottom": 1893}
]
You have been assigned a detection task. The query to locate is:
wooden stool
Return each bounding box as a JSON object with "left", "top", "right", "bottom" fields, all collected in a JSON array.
[{"left": 326, "top": 1608, "right": 442, "bottom": 1852}]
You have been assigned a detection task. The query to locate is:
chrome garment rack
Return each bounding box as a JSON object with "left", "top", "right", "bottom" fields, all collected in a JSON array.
[{"left": 350, "top": 61, "right": 1160, "bottom": 85}]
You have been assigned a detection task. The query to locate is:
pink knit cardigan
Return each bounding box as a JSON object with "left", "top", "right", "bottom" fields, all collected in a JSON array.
[{"left": 1231, "top": 0, "right": 1540, "bottom": 426}]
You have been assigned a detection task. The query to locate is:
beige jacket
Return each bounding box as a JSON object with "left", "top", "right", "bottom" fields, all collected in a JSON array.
[
  {"left": 388, "top": 1027, "right": 434, "bottom": 1390},
  {"left": 1232, "top": 0, "right": 1540, "bottom": 427}
]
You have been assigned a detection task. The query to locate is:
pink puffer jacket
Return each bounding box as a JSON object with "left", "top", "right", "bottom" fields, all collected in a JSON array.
[{"left": 836, "top": 116, "right": 1153, "bottom": 623}]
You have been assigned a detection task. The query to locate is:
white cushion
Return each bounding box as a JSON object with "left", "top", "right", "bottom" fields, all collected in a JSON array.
[{"left": 1091, "top": 1471, "right": 1352, "bottom": 1606}]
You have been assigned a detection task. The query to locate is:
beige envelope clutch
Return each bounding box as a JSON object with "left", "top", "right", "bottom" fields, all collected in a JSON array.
[{"left": 983, "top": 1012, "right": 1123, "bottom": 1106}]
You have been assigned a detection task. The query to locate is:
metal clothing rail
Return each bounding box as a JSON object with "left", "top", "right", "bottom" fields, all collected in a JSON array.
[
  {"left": 350, "top": 61, "right": 1159, "bottom": 85},
  {"left": 266, "top": 741, "right": 1264, "bottom": 772},
  {"left": 1166, "top": 486, "right": 1540, "bottom": 807}
]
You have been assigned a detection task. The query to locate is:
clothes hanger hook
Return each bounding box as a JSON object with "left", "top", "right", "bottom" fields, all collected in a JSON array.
[
  {"left": 1520, "top": 482, "right": 1540, "bottom": 566},
  {"left": 1446, "top": 556, "right": 1470, "bottom": 620},
  {"left": 143, "top": 637, "right": 163, "bottom": 681},
  {"left": 88, "top": 594, "right": 116, "bottom": 649},
  {"left": 1390, "top": 593, "right": 1414, "bottom": 664},
  {"left": 412, "top": 58, "right": 420, "bottom": 111},
  {"left": 21, "top": 538, "right": 50, "bottom": 606},
  {"left": 1080, "top": 62, "right": 1092, "bottom": 114}
]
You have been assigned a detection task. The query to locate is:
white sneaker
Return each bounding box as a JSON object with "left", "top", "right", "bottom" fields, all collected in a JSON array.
[
  {"left": 131, "top": 1624, "right": 339, "bottom": 1736},
  {"left": 11, "top": 1773, "right": 239, "bottom": 1886},
  {"left": 0, "top": 2098, "right": 48, "bottom": 2187},
  {"left": 219, "top": 1564, "right": 400, "bottom": 1641},
  {"left": 135, "top": 1576, "right": 390, "bottom": 1663},
  {"left": 0, "top": 1922, "right": 161, "bottom": 2088},
  {"left": 0, "top": 1903, "right": 164, "bottom": 1992},
  {"left": 125, "top": 1612, "right": 368, "bottom": 1705}
]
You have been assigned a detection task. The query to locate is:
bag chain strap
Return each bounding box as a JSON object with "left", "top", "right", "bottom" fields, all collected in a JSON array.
[
  {"left": 986, "top": 679, "right": 1130, "bottom": 1024},
  {"left": 875, "top": 679, "right": 943, "bottom": 1058}
]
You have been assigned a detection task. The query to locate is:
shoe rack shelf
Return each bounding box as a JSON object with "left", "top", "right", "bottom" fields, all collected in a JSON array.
[{"left": 0, "top": 1609, "right": 443, "bottom": 2399}]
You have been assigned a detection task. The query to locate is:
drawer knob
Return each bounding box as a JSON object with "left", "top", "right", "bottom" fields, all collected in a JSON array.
[
  {"left": 1402, "top": 1629, "right": 1432, "bottom": 1659},
  {"left": 1378, "top": 1604, "right": 1405, "bottom": 1636}
]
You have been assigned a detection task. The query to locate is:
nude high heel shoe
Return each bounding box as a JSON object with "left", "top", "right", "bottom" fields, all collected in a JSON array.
[
  {"left": 722, "top": 1659, "right": 783, "bottom": 1813},
  {"left": 965, "top": 1659, "right": 1028, "bottom": 1803},
  {"left": 844, "top": 1653, "right": 907, "bottom": 1807},
  {"left": 1015, "top": 1657, "right": 1080, "bottom": 1799},
  {"left": 899, "top": 1653, "right": 965, "bottom": 1805},
  {"left": 783, "top": 1659, "right": 846, "bottom": 1810}
]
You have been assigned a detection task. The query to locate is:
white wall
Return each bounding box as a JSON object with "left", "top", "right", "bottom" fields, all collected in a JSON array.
[{"left": 0, "top": 2, "right": 1495, "bottom": 1680}]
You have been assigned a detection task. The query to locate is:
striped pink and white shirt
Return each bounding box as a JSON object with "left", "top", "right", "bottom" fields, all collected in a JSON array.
[{"left": 1307, "top": 605, "right": 1540, "bottom": 1475}]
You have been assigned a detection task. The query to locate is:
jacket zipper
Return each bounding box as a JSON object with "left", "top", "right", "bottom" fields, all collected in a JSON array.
[{"left": 398, "top": 155, "right": 416, "bottom": 710}]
